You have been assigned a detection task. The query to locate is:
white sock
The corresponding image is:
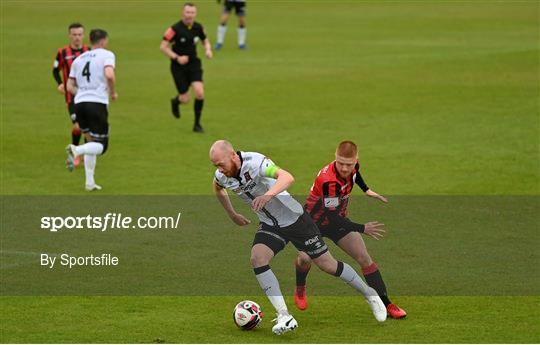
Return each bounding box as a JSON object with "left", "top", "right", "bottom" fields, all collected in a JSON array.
[
  {"left": 217, "top": 24, "right": 227, "bottom": 44},
  {"left": 74, "top": 142, "right": 103, "bottom": 156},
  {"left": 255, "top": 266, "right": 289, "bottom": 315},
  {"left": 338, "top": 262, "right": 377, "bottom": 297},
  {"left": 84, "top": 154, "right": 97, "bottom": 187},
  {"left": 237, "top": 27, "right": 246, "bottom": 46}
]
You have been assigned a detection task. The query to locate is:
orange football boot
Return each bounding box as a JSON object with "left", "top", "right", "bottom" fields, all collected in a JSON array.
[
  {"left": 294, "top": 285, "right": 308, "bottom": 311},
  {"left": 387, "top": 303, "right": 407, "bottom": 319}
]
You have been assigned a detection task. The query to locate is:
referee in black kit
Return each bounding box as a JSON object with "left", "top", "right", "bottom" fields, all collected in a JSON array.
[{"left": 160, "top": 2, "right": 213, "bottom": 133}]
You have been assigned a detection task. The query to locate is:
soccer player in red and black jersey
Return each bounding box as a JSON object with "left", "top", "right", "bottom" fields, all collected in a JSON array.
[
  {"left": 295, "top": 140, "right": 407, "bottom": 319},
  {"left": 52, "top": 23, "right": 90, "bottom": 167}
]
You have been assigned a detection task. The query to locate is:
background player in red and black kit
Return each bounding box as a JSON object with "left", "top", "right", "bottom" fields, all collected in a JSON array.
[
  {"left": 295, "top": 140, "right": 407, "bottom": 319},
  {"left": 160, "top": 2, "right": 213, "bottom": 133},
  {"left": 52, "top": 23, "right": 90, "bottom": 166}
]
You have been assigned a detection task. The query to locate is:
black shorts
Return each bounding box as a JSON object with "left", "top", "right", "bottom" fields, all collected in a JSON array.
[
  {"left": 224, "top": 0, "right": 246, "bottom": 16},
  {"left": 170, "top": 59, "right": 203, "bottom": 94},
  {"left": 67, "top": 103, "right": 77, "bottom": 123},
  {"left": 253, "top": 212, "right": 329, "bottom": 259},
  {"left": 319, "top": 220, "right": 356, "bottom": 244},
  {"left": 74, "top": 102, "right": 109, "bottom": 144}
]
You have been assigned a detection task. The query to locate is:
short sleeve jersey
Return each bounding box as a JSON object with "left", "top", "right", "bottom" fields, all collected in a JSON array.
[
  {"left": 304, "top": 161, "right": 369, "bottom": 226},
  {"left": 69, "top": 48, "right": 116, "bottom": 105},
  {"left": 214, "top": 151, "right": 304, "bottom": 227},
  {"left": 163, "top": 21, "right": 206, "bottom": 59}
]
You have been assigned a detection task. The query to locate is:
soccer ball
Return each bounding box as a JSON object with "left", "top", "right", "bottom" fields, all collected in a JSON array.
[{"left": 233, "top": 300, "right": 263, "bottom": 330}]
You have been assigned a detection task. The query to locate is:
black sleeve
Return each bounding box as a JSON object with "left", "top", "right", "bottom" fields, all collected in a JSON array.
[
  {"left": 53, "top": 50, "right": 63, "bottom": 85},
  {"left": 326, "top": 211, "right": 365, "bottom": 233},
  {"left": 198, "top": 23, "right": 207, "bottom": 41},
  {"left": 354, "top": 164, "right": 369, "bottom": 192},
  {"left": 53, "top": 67, "right": 62, "bottom": 85}
]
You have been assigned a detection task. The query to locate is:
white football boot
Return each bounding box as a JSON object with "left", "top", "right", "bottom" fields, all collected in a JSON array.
[
  {"left": 271, "top": 313, "right": 298, "bottom": 335},
  {"left": 85, "top": 184, "right": 102, "bottom": 192},
  {"left": 65, "top": 144, "right": 77, "bottom": 172},
  {"left": 365, "top": 289, "right": 387, "bottom": 322}
]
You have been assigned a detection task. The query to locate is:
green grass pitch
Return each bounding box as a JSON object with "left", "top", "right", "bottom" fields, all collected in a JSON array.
[{"left": 1, "top": 0, "right": 539, "bottom": 343}]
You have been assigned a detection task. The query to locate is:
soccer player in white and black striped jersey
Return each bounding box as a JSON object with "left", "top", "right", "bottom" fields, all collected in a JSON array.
[
  {"left": 65, "top": 29, "right": 117, "bottom": 191},
  {"left": 210, "top": 140, "right": 387, "bottom": 335}
]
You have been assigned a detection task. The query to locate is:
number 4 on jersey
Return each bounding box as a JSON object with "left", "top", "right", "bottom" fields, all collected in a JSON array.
[{"left": 82, "top": 61, "right": 91, "bottom": 82}]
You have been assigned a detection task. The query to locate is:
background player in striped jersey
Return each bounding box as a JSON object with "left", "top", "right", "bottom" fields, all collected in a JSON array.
[
  {"left": 52, "top": 23, "right": 90, "bottom": 167},
  {"left": 215, "top": 0, "right": 247, "bottom": 50},
  {"left": 210, "top": 140, "right": 387, "bottom": 335},
  {"left": 294, "top": 140, "right": 407, "bottom": 319}
]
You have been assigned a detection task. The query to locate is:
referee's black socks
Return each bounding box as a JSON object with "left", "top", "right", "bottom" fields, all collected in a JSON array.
[{"left": 194, "top": 99, "right": 204, "bottom": 125}]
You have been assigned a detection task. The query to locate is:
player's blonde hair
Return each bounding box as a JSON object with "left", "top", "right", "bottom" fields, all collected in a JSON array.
[{"left": 336, "top": 140, "right": 357, "bottom": 158}]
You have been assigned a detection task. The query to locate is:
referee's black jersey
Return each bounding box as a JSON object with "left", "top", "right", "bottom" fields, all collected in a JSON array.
[{"left": 163, "top": 21, "right": 207, "bottom": 60}]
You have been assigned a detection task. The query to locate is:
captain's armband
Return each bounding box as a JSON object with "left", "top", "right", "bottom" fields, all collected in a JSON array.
[{"left": 264, "top": 164, "right": 280, "bottom": 178}]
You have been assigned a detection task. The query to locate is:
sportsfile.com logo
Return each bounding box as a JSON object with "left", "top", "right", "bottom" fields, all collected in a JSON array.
[{"left": 40, "top": 212, "right": 182, "bottom": 232}]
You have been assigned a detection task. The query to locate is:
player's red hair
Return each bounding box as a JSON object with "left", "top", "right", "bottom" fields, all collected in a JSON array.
[{"left": 336, "top": 140, "right": 357, "bottom": 158}]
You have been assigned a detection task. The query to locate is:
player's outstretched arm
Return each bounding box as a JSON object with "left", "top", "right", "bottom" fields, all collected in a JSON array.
[
  {"left": 213, "top": 181, "right": 251, "bottom": 226},
  {"left": 326, "top": 212, "right": 386, "bottom": 240},
  {"left": 365, "top": 189, "right": 388, "bottom": 203},
  {"left": 252, "top": 169, "right": 294, "bottom": 211},
  {"left": 356, "top": 170, "right": 387, "bottom": 203},
  {"left": 363, "top": 221, "right": 386, "bottom": 240}
]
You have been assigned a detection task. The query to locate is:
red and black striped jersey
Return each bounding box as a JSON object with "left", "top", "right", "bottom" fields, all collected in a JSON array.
[
  {"left": 304, "top": 161, "right": 369, "bottom": 226},
  {"left": 53, "top": 45, "right": 90, "bottom": 104}
]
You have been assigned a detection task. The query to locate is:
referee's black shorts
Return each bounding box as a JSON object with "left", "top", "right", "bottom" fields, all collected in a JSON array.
[
  {"left": 170, "top": 58, "right": 203, "bottom": 94},
  {"left": 74, "top": 102, "right": 109, "bottom": 151}
]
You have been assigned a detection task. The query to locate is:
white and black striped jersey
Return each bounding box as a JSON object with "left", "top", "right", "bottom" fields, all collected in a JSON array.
[{"left": 214, "top": 151, "right": 304, "bottom": 227}]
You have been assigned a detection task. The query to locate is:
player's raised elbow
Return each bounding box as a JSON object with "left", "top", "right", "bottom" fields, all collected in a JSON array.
[{"left": 277, "top": 169, "right": 295, "bottom": 185}]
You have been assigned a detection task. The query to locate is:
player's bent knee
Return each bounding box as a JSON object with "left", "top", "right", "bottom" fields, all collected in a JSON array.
[
  {"left": 313, "top": 253, "right": 338, "bottom": 275},
  {"left": 250, "top": 254, "right": 269, "bottom": 268},
  {"left": 193, "top": 87, "right": 204, "bottom": 100},
  {"left": 356, "top": 253, "right": 373, "bottom": 267},
  {"left": 317, "top": 263, "right": 335, "bottom": 275},
  {"left": 297, "top": 252, "right": 311, "bottom": 266},
  {"left": 179, "top": 94, "right": 190, "bottom": 104}
]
